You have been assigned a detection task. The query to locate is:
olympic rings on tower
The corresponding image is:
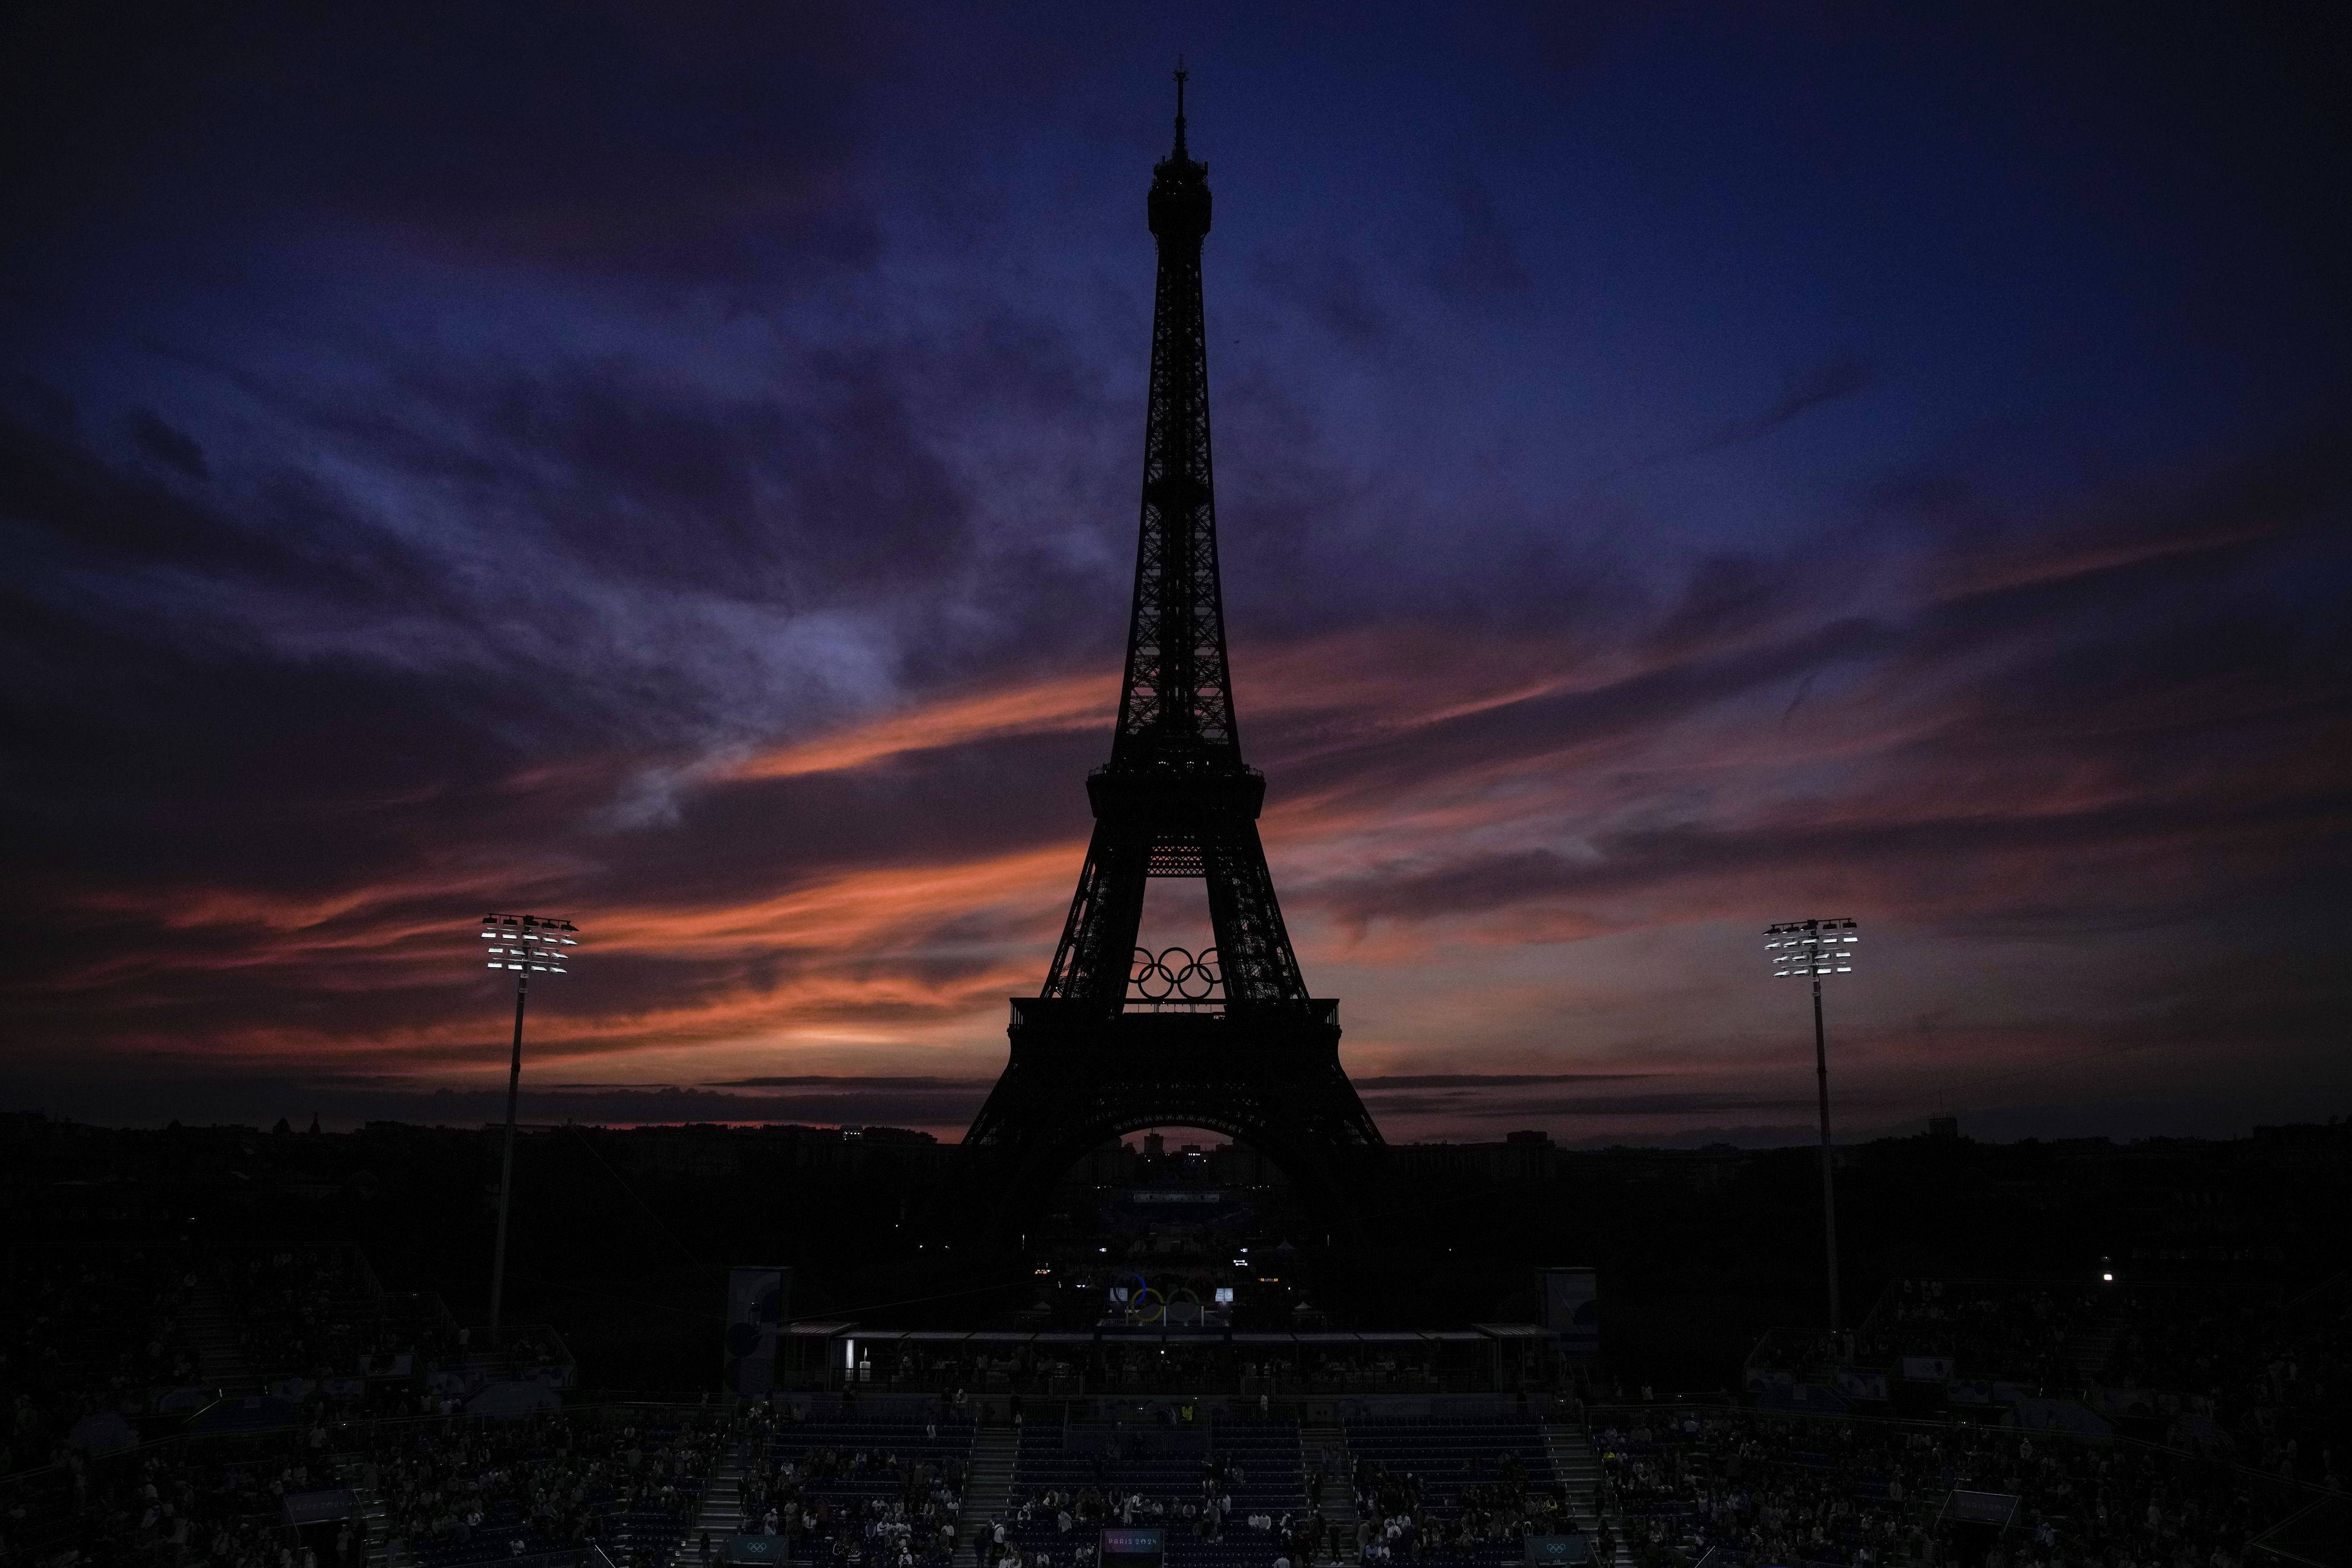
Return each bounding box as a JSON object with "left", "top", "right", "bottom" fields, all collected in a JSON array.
[{"left": 1128, "top": 946, "right": 1223, "bottom": 1001}]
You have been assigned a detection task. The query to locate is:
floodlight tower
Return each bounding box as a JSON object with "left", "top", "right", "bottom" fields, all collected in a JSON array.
[
  {"left": 1765, "top": 916, "right": 1858, "bottom": 1340},
  {"left": 478, "top": 912, "right": 580, "bottom": 1342}
]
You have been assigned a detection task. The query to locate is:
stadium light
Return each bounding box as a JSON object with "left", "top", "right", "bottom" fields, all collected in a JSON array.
[
  {"left": 1765, "top": 916, "right": 1859, "bottom": 1340},
  {"left": 478, "top": 912, "right": 580, "bottom": 1343}
]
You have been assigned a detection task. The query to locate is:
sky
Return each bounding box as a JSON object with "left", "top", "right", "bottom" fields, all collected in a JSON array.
[{"left": 4, "top": 2, "right": 2348, "bottom": 1146}]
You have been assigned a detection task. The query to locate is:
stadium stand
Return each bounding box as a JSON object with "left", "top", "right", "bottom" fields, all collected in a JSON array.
[
  {"left": 1752, "top": 1277, "right": 2348, "bottom": 1475},
  {"left": 1851, "top": 1282, "right": 2114, "bottom": 1388},
  {"left": 7, "top": 1222, "right": 2346, "bottom": 1568},
  {"left": 218, "top": 1244, "right": 387, "bottom": 1385},
  {"left": 1339, "top": 1416, "right": 1578, "bottom": 1564},
  {"left": 1, "top": 1244, "right": 203, "bottom": 1474},
  {"left": 213, "top": 1244, "right": 476, "bottom": 1404},
  {"left": 368, "top": 1407, "right": 731, "bottom": 1566},
  {"left": 0, "top": 1410, "right": 358, "bottom": 1566},
  {"left": 1593, "top": 1404, "right": 2310, "bottom": 1568},
  {"left": 985, "top": 1415, "right": 1313, "bottom": 1568},
  {"left": 732, "top": 1405, "right": 977, "bottom": 1568}
]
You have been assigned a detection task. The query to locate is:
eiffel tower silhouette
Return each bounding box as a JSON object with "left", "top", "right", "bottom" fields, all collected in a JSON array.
[{"left": 964, "top": 70, "right": 1386, "bottom": 1223}]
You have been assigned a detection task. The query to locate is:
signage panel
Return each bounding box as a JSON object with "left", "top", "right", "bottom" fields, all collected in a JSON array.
[
  {"left": 1536, "top": 1268, "right": 1598, "bottom": 1357},
  {"left": 724, "top": 1266, "right": 791, "bottom": 1396},
  {"left": 1102, "top": 1527, "right": 1167, "bottom": 1568}
]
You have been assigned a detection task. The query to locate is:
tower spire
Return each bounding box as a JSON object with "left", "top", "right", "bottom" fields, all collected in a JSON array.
[{"left": 1173, "top": 59, "right": 1188, "bottom": 158}]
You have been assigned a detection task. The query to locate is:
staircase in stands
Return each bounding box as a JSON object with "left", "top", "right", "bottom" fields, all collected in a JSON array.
[
  {"left": 188, "top": 1280, "right": 259, "bottom": 1394},
  {"left": 1298, "top": 1422, "right": 1358, "bottom": 1560},
  {"left": 1542, "top": 1423, "right": 1617, "bottom": 1566},
  {"left": 952, "top": 1423, "right": 1021, "bottom": 1568},
  {"left": 335, "top": 1452, "right": 398, "bottom": 1567},
  {"left": 2067, "top": 1328, "right": 2119, "bottom": 1378},
  {"left": 673, "top": 1440, "right": 749, "bottom": 1565}
]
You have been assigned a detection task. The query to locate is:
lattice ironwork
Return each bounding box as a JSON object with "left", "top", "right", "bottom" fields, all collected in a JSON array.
[
  {"left": 1112, "top": 75, "right": 1234, "bottom": 768},
  {"left": 1034, "top": 75, "right": 1313, "bottom": 1017},
  {"left": 1146, "top": 835, "right": 1202, "bottom": 877},
  {"left": 967, "top": 73, "right": 1385, "bottom": 1226}
]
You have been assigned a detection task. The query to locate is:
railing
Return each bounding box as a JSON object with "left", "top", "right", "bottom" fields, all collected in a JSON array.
[{"left": 839, "top": 1368, "right": 1534, "bottom": 1398}]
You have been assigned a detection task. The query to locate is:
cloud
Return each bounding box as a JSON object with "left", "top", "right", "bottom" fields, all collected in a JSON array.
[
  {"left": 1365, "top": 1088, "right": 1820, "bottom": 1120},
  {"left": 1250, "top": 246, "right": 1388, "bottom": 349},
  {"left": 2, "top": 1071, "right": 997, "bottom": 1136},
  {"left": 5, "top": 3, "right": 895, "bottom": 283},
  {"left": 706, "top": 1075, "right": 992, "bottom": 1091},
  {"left": 126, "top": 409, "right": 209, "bottom": 479},
  {"left": 7, "top": 404, "right": 2344, "bottom": 1145},
  {"left": 1739, "top": 356, "right": 1875, "bottom": 444},
  {"left": 2, "top": 7, "right": 2346, "bottom": 1146},
  {"left": 1354, "top": 1073, "right": 1657, "bottom": 1089},
  {"left": 1596, "top": 355, "right": 1876, "bottom": 481},
  {"left": 1432, "top": 173, "right": 1532, "bottom": 299},
  {"left": 722, "top": 673, "right": 1117, "bottom": 781}
]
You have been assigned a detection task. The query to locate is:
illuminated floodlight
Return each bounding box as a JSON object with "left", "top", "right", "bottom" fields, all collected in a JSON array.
[
  {"left": 480, "top": 912, "right": 581, "bottom": 975},
  {"left": 475, "top": 911, "right": 582, "bottom": 1342},
  {"left": 1765, "top": 917, "right": 1858, "bottom": 979},
  {"left": 1764, "top": 915, "right": 1861, "bottom": 1340}
]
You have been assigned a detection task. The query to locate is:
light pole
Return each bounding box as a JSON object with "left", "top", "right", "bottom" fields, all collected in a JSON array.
[
  {"left": 479, "top": 911, "right": 579, "bottom": 1343},
  {"left": 1765, "top": 917, "right": 1857, "bottom": 1343}
]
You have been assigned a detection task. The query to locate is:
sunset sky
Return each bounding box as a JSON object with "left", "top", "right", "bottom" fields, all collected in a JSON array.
[{"left": 5, "top": 3, "right": 2347, "bottom": 1145}]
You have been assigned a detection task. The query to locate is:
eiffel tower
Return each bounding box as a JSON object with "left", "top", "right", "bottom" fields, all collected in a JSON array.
[{"left": 964, "top": 71, "right": 1386, "bottom": 1224}]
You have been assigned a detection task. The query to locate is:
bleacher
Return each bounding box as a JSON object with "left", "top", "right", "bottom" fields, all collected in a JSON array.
[
  {"left": 742, "top": 1413, "right": 977, "bottom": 1567},
  {"left": 0, "top": 1415, "right": 343, "bottom": 1566},
  {"left": 373, "top": 1410, "right": 726, "bottom": 1566},
  {"left": 997, "top": 1417, "right": 1311, "bottom": 1568},
  {"left": 1591, "top": 1404, "right": 2284, "bottom": 1568},
  {"left": 1340, "top": 1416, "right": 1569, "bottom": 1564},
  {"left": 0, "top": 1243, "right": 201, "bottom": 1473},
  {"left": 1773, "top": 1276, "right": 2343, "bottom": 1475},
  {"left": 218, "top": 1242, "right": 385, "bottom": 1380}
]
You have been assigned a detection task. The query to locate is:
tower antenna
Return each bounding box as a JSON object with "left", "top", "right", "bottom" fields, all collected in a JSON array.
[{"left": 1174, "top": 58, "right": 1188, "bottom": 156}]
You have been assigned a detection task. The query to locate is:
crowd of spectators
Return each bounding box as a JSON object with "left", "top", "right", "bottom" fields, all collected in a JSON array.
[
  {"left": 985, "top": 1417, "right": 1317, "bottom": 1568},
  {"left": 1596, "top": 1405, "right": 2310, "bottom": 1568},
  {"left": 0, "top": 1416, "right": 356, "bottom": 1567},
  {"left": 14, "top": 1242, "right": 490, "bottom": 1436},
  {"left": 732, "top": 1405, "right": 973, "bottom": 1568},
  {"left": 1820, "top": 1279, "right": 2350, "bottom": 1466},
  {"left": 2095, "top": 1286, "right": 2346, "bottom": 1470},
  {"left": 1, "top": 1248, "right": 201, "bottom": 1475},
  {"left": 366, "top": 1407, "right": 731, "bottom": 1566},
  {"left": 1, "top": 1403, "right": 746, "bottom": 1568},
  {"left": 218, "top": 1247, "right": 386, "bottom": 1384},
  {"left": 1341, "top": 1422, "right": 1576, "bottom": 1565},
  {"left": 210, "top": 1247, "right": 478, "bottom": 1398},
  {"left": 1851, "top": 1283, "right": 2111, "bottom": 1389}
]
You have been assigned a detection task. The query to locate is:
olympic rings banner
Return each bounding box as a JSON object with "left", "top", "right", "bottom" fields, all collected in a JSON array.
[{"left": 1129, "top": 946, "right": 1223, "bottom": 1001}]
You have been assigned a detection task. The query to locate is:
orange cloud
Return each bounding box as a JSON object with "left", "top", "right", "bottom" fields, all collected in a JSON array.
[
  {"left": 721, "top": 672, "right": 1117, "bottom": 781},
  {"left": 593, "top": 842, "right": 1075, "bottom": 957},
  {"left": 28, "top": 592, "right": 2338, "bottom": 1147}
]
